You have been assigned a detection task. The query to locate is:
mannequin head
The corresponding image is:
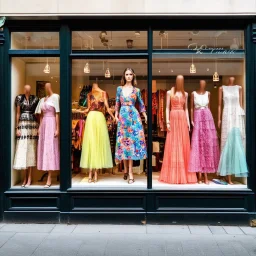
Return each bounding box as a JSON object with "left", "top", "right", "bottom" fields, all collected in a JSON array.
[
  {"left": 121, "top": 68, "right": 137, "bottom": 86},
  {"left": 228, "top": 76, "right": 235, "bottom": 85},
  {"left": 45, "top": 82, "right": 53, "bottom": 96},
  {"left": 175, "top": 75, "right": 185, "bottom": 96},
  {"left": 24, "top": 84, "right": 31, "bottom": 95},
  {"left": 199, "top": 80, "right": 206, "bottom": 91}
]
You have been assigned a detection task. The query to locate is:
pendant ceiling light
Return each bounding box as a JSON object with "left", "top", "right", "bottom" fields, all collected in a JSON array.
[
  {"left": 84, "top": 62, "right": 90, "bottom": 74},
  {"left": 43, "top": 58, "right": 50, "bottom": 74},
  {"left": 213, "top": 60, "right": 219, "bottom": 82},
  {"left": 105, "top": 67, "right": 111, "bottom": 78},
  {"left": 134, "top": 31, "right": 140, "bottom": 37},
  {"left": 190, "top": 55, "right": 196, "bottom": 74},
  {"left": 213, "top": 37, "right": 220, "bottom": 82}
]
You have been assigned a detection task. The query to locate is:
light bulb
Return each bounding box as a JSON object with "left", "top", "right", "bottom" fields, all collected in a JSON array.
[
  {"left": 43, "top": 64, "right": 50, "bottom": 74},
  {"left": 190, "top": 63, "right": 196, "bottom": 74},
  {"left": 213, "top": 71, "right": 219, "bottom": 82},
  {"left": 84, "top": 63, "right": 90, "bottom": 74},
  {"left": 105, "top": 68, "right": 111, "bottom": 78}
]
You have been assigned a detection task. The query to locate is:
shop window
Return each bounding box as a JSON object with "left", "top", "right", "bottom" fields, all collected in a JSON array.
[
  {"left": 72, "top": 31, "right": 147, "bottom": 50},
  {"left": 153, "top": 30, "right": 244, "bottom": 50},
  {"left": 152, "top": 30, "right": 247, "bottom": 189},
  {"left": 71, "top": 59, "right": 148, "bottom": 188},
  {"left": 11, "top": 57, "right": 60, "bottom": 188},
  {"left": 11, "top": 32, "right": 59, "bottom": 50}
]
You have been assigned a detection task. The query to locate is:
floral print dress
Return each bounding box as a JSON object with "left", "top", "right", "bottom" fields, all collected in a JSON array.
[{"left": 115, "top": 86, "right": 147, "bottom": 162}]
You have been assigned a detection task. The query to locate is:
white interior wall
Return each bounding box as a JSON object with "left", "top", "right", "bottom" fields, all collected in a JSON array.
[{"left": 11, "top": 58, "right": 26, "bottom": 186}]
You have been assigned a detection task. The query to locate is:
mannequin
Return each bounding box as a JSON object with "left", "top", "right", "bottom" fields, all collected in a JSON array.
[
  {"left": 35, "top": 83, "right": 60, "bottom": 188},
  {"left": 189, "top": 80, "right": 219, "bottom": 184},
  {"left": 159, "top": 75, "right": 197, "bottom": 184},
  {"left": 80, "top": 82, "right": 114, "bottom": 183},
  {"left": 218, "top": 77, "right": 248, "bottom": 184},
  {"left": 115, "top": 68, "right": 147, "bottom": 184},
  {"left": 13, "top": 85, "right": 39, "bottom": 187}
]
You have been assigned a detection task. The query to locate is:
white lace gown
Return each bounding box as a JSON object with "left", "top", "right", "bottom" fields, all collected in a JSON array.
[{"left": 220, "top": 85, "right": 245, "bottom": 152}]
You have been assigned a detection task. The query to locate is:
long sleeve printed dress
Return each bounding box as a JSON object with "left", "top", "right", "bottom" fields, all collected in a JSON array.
[{"left": 115, "top": 86, "right": 147, "bottom": 162}]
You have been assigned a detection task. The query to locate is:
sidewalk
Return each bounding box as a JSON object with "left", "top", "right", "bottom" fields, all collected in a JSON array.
[{"left": 0, "top": 224, "right": 255, "bottom": 256}]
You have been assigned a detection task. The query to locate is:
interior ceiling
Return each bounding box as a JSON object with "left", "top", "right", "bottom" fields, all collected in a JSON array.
[
  {"left": 11, "top": 30, "right": 244, "bottom": 50},
  {"left": 21, "top": 58, "right": 244, "bottom": 77}
]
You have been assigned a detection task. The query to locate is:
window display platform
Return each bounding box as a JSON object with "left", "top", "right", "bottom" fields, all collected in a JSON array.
[{"left": 70, "top": 172, "right": 247, "bottom": 190}]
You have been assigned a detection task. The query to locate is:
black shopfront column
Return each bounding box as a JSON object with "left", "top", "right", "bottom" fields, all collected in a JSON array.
[
  {"left": 59, "top": 24, "right": 72, "bottom": 221},
  {"left": 246, "top": 23, "right": 256, "bottom": 222},
  {"left": 0, "top": 27, "right": 6, "bottom": 221}
]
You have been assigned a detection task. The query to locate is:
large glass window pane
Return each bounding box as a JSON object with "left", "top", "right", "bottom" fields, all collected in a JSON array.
[
  {"left": 151, "top": 31, "right": 247, "bottom": 189},
  {"left": 72, "top": 31, "right": 147, "bottom": 50},
  {"left": 71, "top": 59, "right": 148, "bottom": 188},
  {"left": 11, "top": 32, "right": 59, "bottom": 49},
  {"left": 11, "top": 57, "right": 60, "bottom": 188},
  {"left": 153, "top": 30, "right": 244, "bottom": 50}
]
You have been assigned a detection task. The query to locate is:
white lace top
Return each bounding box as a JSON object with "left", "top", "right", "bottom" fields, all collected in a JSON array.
[{"left": 193, "top": 91, "right": 209, "bottom": 109}]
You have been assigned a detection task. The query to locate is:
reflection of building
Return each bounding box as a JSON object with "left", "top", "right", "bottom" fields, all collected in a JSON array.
[{"left": 0, "top": 2, "right": 256, "bottom": 225}]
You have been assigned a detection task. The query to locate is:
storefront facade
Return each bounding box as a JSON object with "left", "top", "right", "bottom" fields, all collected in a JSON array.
[{"left": 0, "top": 2, "right": 256, "bottom": 224}]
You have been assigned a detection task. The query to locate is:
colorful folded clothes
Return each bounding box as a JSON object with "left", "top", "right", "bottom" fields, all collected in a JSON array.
[{"left": 212, "top": 179, "right": 228, "bottom": 185}]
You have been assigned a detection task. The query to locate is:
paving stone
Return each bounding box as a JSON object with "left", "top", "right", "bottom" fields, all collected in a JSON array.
[
  {"left": 209, "top": 226, "right": 227, "bottom": 235},
  {"left": 0, "top": 233, "right": 47, "bottom": 256},
  {"left": 223, "top": 226, "right": 244, "bottom": 235},
  {"left": 231, "top": 241, "right": 251, "bottom": 256},
  {"left": 181, "top": 240, "right": 205, "bottom": 256},
  {"left": 166, "top": 242, "right": 183, "bottom": 256},
  {"left": 189, "top": 226, "right": 212, "bottom": 235},
  {"left": 239, "top": 227, "right": 256, "bottom": 235},
  {"left": 0, "top": 232, "right": 15, "bottom": 248},
  {"left": 73, "top": 224, "right": 146, "bottom": 234},
  {"left": 0, "top": 224, "right": 55, "bottom": 233},
  {"left": 217, "top": 241, "right": 239, "bottom": 256},
  {"left": 32, "top": 233, "right": 85, "bottom": 256},
  {"left": 147, "top": 225, "right": 190, "bottom": 234},
  {"left": 50, "top": 224, "right": 77, "bottom": 233}
]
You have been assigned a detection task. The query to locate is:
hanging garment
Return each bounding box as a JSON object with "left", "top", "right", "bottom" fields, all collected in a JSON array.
[
  {"left": 115, "top": 86, "right": 147, "bottom": 162},
  {"left": 158, "top": 90, "right": 165, "bottom": 131},
  {"left": 189, "top": 91, "right": 220, "bottom": 173},
  {"left": 218, "top": 85, "right": 248, "bottom": 177},
  {"left": 13, "top": 94, "right": 39, "bottom": 170},
  {"left": 159, "top": 94, "right": 197, "bottom": 184},
  {"left": 80, "top": 91, "right": 113, "bottom": 169},
  {"left": 36, "top": 94, "right": 60, "bottom": 171}
]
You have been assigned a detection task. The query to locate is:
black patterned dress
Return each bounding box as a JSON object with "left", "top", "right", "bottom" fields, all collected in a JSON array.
[{"left": 13, "top": 94, "right": 39, "bottom": 169}]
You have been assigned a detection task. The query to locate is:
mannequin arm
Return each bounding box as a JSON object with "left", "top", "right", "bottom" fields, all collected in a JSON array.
[
  {"left": 54, "top": 113, "right": 60, "bottom": 137},
  {"left": 166, "top": 90, "right": 171, "bottom": 131},
  {"left": 16, "top": 106, "right": 20, "bottom": 128},
  {"left": 115, "top": 88, "right": 121, "bottom": 122},
  {"left": 208, "top": 91, "right": 211, "bottom": 110},
  {"left": 15, "top": 106, "right": 21, "bottom": 136},
  {"left": 185, "top": 92, "right": 190, "bottom": 131},
  {"left": 239, "top": 86, "right": 243, "bottom": 108},
  {"left": 190, "top": 92, "right": 194, "bottom": 126},
  {"left": 218, "top": 87, "right": 223, "bottom": 129}
]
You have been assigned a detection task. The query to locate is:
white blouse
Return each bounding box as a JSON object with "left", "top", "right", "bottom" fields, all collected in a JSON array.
[
  {"left": 193, "top": 91, "right": 209, "bottom": 109},
  {"left": 35, "top": 93, "right": 60, "bottom": 114}
]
